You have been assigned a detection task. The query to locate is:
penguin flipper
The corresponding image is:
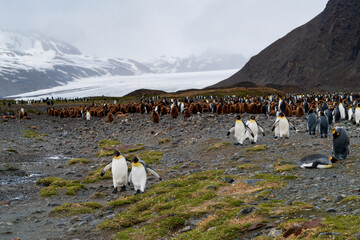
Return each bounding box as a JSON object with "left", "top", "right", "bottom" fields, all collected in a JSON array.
[
  {"left": 244, "top": 124, "right": 255, "bottom": 138},
  {"left": 146, "top": 167, "right": 161, "bottom": 180},
  {"left": 229, "top": 126, "right": 235, "bottom": 134},
  {"left": 101, "top": 162, "right": 112, "bottom": 176}
]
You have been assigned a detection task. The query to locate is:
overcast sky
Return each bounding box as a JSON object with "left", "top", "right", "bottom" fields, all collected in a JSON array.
[{"left": 0, "top": 0, "right": 328, "bottom": 61}]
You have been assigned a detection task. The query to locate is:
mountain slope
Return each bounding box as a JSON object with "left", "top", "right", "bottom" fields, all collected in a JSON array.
[
  {"left": 0, "top": 31, "right": 152, "bottom": 98},
  {"left": 209, "top": 0, "right": 360, "bottom": 92}
]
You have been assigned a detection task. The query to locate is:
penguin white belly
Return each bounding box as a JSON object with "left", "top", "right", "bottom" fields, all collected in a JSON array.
[
  {"left": 112, "top": 158, "right": 128, "bottom": 188},
  {"left": 234, "top": 122, "right": 246, "bottom": 144},
  {"left": 131, "top": 166, "right": 147, "bottom": 192},
  {"left": 355, "top": 109, "right": 360, "bottom": 124},
  {"left": 86, "top": 112, "right": 91, "bottom": 120},
  {"left": 339, "top": 104, "right": 346, "bottom": 119},
  {"left": 247, "top": 121, "right": 258, "bottom": 142},
  {"left": 279, "top": 119, "right": 289, "bottom": 138}
]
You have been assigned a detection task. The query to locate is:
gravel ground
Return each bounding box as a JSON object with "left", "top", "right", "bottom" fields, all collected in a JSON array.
[{"left": 1, "top": 103, "right": 360, "bottom": 240}]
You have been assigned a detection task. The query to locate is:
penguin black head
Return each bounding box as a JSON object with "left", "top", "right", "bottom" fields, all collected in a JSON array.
[
  {"left": 320, "top": 111, "right": 325, "bottom": 116},
  {"left": 309, "top": 109, "right": 314, "bottom": 114},
  {"left": 333, "top": 128, "right": 340, "bottom": 138},
  {"left": 132, "top": 156, "right": 139, "bottom": 163},
  {"left": 330, "top": 156, "right": 340, "bottom": 164},
  {"left": 250, "top": 115, "right": 256, "bottom": 120},
  {"left": 235, "top": 115, "right": 241, "bottom": 120},
  {"left": 279, "top": 113, "right": 285, "bottom": 117},
  {"left": 113, "top": 150, "right": 121, "bottom": 157}
]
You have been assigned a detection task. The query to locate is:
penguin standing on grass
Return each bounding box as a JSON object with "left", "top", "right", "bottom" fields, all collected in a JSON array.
[
  {"left": 299, "top": 154, "right": 340, "bottom": 169},
  {"left": 332, "top": 127, "right": 350, "bottom": 160},
  {"left": 246, "top": 115, "right": 265, "bottom": 144},
  {"left": 128, "top": 156, "right": 162, "bottom": 194},
  {"left": 227, "top": 115, "right": 254, "bottom": 145},
  {"left": 101, "top": 150, "right": 129, "bottom": 193}
]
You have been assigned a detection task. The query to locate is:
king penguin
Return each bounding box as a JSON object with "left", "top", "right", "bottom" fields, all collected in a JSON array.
[
  {"left": 307, "top": 109, "right": 318, "bottom": 135},
  {"left": 271, "top": 113, "right": 295, "bottom": 138},
  {"left": 319, "top": 111, "right": 329, "bottom": 138},
  {"left": 339, "top": 100, "right": 346, "bottom": 120},
  {"left": 128, "top": 156, "right": 162, "bottom": 194},
  {"left": 86, "top": 110, "right": 91, "bottom": 120},
  {"left": 227, "top": 115, "right": 254, "bottom": 145},
  {"left": 246, "top": 115, "right": 265, "bottom": 144},
  {"left": 332, "top": 127, "right": 350, "bottom": 160},
  {"left": 101, "top": 150, "right": 129, "bottom": 193},
  {"left": 299, "top": 154, "right": 339, "bottom": 169},
  {"left": 354, "top": 103, "right": 360, "bottom": 125}
]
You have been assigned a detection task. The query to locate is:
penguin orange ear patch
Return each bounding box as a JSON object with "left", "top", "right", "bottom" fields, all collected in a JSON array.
[{"left": 337, "top": 132, "right": 340, "bottom": 136}]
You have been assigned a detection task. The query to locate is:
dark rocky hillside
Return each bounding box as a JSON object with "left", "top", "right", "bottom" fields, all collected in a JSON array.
[{"left": 209, "top": 0, "right": 360, "bottom": 92}]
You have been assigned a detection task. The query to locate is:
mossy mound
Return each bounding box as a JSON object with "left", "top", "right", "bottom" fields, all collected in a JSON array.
[
  {"left": 68, "top": 158, "right": 89, "bottom": 165},
  {"left": 36, "top": 177, "right": 84, "bottom": 197},
  {"left": 50, "top": 202, "right": 103, "bottom": 217}
]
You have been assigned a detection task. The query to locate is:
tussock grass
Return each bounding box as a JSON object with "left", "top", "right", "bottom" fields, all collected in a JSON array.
[
  {"left": 68, "top": 158, "right": 89, "bottom": 165},
  {"left": 22, "top": 130, "right": 48, "bottom": 140}
]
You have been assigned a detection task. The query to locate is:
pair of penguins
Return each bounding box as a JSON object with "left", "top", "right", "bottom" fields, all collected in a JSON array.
[
  {"left": 101, "top": 150, "right": 162, "bottom": 194},
  {"left": 227, "top": 115, "right": 265, "bottom": 145},
  {"left": 299, "top": 126, "right": 350, "bottom": 168}
]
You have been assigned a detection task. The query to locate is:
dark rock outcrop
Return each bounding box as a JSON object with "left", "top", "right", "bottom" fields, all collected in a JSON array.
[{"left": 209, "top": 0, "right": 360, "bottom": 92}]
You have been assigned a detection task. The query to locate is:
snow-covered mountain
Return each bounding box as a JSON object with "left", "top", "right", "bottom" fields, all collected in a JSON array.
[
  {"left": 144, "top": 54, "right": 247, "bottom": 74},
  {"left": 0, "top": 30, "right": 153, "bottom": 98}
]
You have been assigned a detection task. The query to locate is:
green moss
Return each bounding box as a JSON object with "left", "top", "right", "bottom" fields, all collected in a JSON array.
[
  {"left": 122, "top": 145, "right": 145, "bottom": 153},
  {"left": 339, "top": 195, "right": 360, "bottom": 203},
  {"left": 68, "top": 158, "right": 89, "bottom": 165},
  {"left": 4, "top": 148, "right": 18, "bottom": 154},
  {"left": 97, "top": 149, "right": 115, "bottom": 158},
  {"left": 238, "top": 163, "right": 258, "bottom": 169},
  {"left": 108, "top": 195, "right": 140, "bottom": 208},
  {"left": 125, "top": 150, "right": 163, "bottom": 165},
  {"left": 37, "top": 177, "right": 84, "bottom": 197},
  {"left": 83, "top": 164, "right": 112, "bottom": 183},
  {"left": 158, "top": 138, "right": 171, "bottom": 144},
  {"left": 274, "top": 164, "right": 297, "bottom": 172},
  {"left": 97, "top": 139, "right": 120, "bottom": 149},
  {"left": 205, "top": 142, "right": 231, "bottom": 151},
  {"left": 36, "top": 177, "right": 63, "bottom": 186},
  {"left": 22, "top": 130, "right": 48, "bottom": 140},
  {"left": 99, "top": 170, "right": 226, "bottom": 233},
  {"left": 258, "top": 201, "right": 314, "bottom": 215},
  {"left": 320, "top": 215, "right": 360, "bottom": 235},
  {"left": 50, "top": 202, "right": 102, "bottom": 217},
  {"left": 246, "top": 144, "right": 268, "bottom": 152}
]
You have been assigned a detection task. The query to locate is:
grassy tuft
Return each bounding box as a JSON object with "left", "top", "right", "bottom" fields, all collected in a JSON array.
[
  {"left": 158, "top": 138, "right": 171, "bottom": 144},
  {"left": 22, "top": 130, "right": 48, "bottom": 140},
  {"left": 83, "top": 164, "right": 112, "bottom": 183},
  {"left": 205, "top": 142, "right": 231, "bottom": 151},
  {"left": 50, "top": 202, "right": 103, "bottom": 217},
  {"left": 36, "top": 177, "right": 84, "bottom": 197},
  {"left": 97, "top": 139, "right": 121, "bottom": 149},
  {"left": 68, "top": 158, "right": 89, "bottom": 165},
  {"left": 246, "top": 144, "right": 268, "bottom": 152}
]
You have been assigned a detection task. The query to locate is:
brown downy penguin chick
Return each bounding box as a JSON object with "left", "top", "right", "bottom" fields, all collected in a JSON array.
[
  {"left": 170, "top": 105, "right": 179, "bottom": 118},
  {"left": 19, "top": 110, "right": 24, "bottom": 119},
  {"left": 183, "top": 108, "right": 191, "bottom": 118},
  {"left": 152, "top": 110, "right": 160, "bottom": 123},
  {"left": 106, "top": 112, "right": 114, "bottom": 122}
]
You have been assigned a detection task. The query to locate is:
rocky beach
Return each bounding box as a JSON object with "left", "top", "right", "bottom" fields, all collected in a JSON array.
[{"left": 1, "top": 101, "right": 360, "bottom": 240}]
